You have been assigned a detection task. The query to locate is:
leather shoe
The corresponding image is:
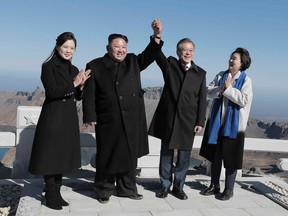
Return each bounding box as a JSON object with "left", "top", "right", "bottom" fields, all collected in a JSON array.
[
  {"left": 171, "top": 188, "right": 188, "bottom": 200},
  {"left": 156, "top": 188, "right": 170, "bottom": 198},
  {"left": 128, "top": 193, "right": 143, "bottom": 200},
  {"left": 98, "top": 197, "right": 110, "bottom": 204},
  {"left": 202, "top": 184, "right": 220, "bottom": 196},
  {"left": 220, "top": 189, "right": 233, "bottom": 201}
]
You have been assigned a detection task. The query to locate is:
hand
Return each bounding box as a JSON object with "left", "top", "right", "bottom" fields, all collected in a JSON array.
[
  {"left": 194, "top": 126, "right": 203, "bottom": 134},
  {"left": 80, "top": 69, "right": 91, "bottom": 86},
  {"left": 87, "top": 121, "right": 96, "bottom": 126},
  {"left": 151, "top": 18, "right": 162, "bottom": 37},
  {"left": 224, "top": 75, "right": 232, "bottom": 89},
  {"left": 73, "top": 69, "right": 91, "bottom": 87}
]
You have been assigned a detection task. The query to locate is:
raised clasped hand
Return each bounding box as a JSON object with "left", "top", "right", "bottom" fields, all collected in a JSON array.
[
  {"left": 224, "top": 76, "right": 232, "bottom": 89},
  {"left": 151, "top": 18, "right": 162, "bottom": 35}
]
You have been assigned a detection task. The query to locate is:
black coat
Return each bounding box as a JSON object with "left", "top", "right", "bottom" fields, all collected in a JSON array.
[
  {"left": 148, "top": 52, "right": 207, "bottom": 151},
  {"left": 82, "top": 37, "right": 163, "bottom": 173},
  {"left": 29, "top": 55, "right": 81, "bottom": 175}
]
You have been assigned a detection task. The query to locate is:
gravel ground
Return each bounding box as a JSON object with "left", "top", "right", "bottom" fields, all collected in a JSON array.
[
  {"left": 0, "top": 184, "right": 22, "bottom": 216},
  {"left": 1, "top": 150, "right": 288, "bottom": 216}
]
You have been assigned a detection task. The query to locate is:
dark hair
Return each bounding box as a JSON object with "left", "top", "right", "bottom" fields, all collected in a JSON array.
[
  {"left": 176, "top": 38, "right": 195, "bottom": 51},
  {"left": 231, "top": 47, "right": 251, "bottom": 71},
  {"left": 43, "top": 32, "right": 77, "bottom": 63},
  {"left": 56, "top": 32, "right": 77, "bottom": 48},
  {"left": 108, "top": 33, "right": 128, "bottom": 44}
]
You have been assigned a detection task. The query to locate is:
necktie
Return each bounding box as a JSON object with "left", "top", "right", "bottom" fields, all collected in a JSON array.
[{"left": 182, "top": 64, "right": 189, "bottom": 71}]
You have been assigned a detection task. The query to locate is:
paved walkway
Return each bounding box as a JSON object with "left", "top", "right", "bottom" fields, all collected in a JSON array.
[{"left": 3, "top": 171, "right": 288, "bottom": 216}]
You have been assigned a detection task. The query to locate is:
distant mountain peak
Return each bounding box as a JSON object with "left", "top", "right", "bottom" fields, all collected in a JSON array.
[{"left": 0, "top": 87, "right": 287, "bottom": 140}]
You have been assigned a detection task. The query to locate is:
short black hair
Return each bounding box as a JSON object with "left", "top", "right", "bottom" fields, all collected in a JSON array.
[
  {"left": 108, "top": 33, "right": 128, "bottom": 44},
  {"left": 231, "top": 47, "right": 251, "bottom": 71}
]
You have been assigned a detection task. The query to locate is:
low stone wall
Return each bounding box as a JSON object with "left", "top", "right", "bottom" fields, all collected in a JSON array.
[
  {"left": 0, "top": 105, "right": 287, "bottom": 179},
  {"left": 0, "top": 132, "right": 15, "bottom": 147}
]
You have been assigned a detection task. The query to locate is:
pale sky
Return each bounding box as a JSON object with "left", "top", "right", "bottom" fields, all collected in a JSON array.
[{"left": 0, "top": 0, "right": 288, "bottom": 121}]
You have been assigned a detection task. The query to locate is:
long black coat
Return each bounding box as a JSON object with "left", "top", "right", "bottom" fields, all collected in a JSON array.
[
  {"left": 82, "top": 37, "right": 162, "bottom": 174},
  {"left": 29, "top": 55, "right": 81, "bottom": 175},
  {"left": 148, "top": 51, "right": 207, "bottom": 151}
]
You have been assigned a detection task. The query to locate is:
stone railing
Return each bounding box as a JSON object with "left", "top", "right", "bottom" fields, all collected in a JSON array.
[{"left": 0, "top": 106, "right": 287, "bottom": 178}]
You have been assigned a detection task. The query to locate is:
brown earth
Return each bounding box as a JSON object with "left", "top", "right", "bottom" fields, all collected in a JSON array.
[{"left": 192, "top": 150, "right": 288, "bottom": 183}]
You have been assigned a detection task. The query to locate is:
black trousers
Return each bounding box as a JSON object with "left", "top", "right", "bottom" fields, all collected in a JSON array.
[
  {"left": 94, "top": 170, "right": 138, "bottom": 198},
  {"left": 211, "top": 140, "right": 237, "bottom": 190}
]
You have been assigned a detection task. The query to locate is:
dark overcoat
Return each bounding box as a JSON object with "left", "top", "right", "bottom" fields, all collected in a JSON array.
[
  {"left": 29, "top": 55, "right": 81, "bottom": 175},
  {"left": 148, "top": 51, "right": 207, "bottom": 151},
  {"left": 82, "top": 37, "right": 162, "bottom": 174}
]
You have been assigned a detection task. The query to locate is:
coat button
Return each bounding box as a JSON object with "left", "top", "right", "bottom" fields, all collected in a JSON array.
[
  {"left": 119, "top": 96, "right": 123, "bottom": 100},
  {"left": 132, "top": 93, "right": 136, "bottom": 97},
  {"left": 116, "top": 81, "right": 119, "bottom": 85}
]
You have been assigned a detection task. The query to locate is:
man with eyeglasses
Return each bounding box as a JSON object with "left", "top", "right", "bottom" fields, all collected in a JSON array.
[{"left": 149, "top": 38, "right": 207, "bottom": 200}]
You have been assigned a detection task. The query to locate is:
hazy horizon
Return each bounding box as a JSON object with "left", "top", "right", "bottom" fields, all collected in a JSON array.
[{"left": 0, "top": 70, "right": 287, "bottom": 122}]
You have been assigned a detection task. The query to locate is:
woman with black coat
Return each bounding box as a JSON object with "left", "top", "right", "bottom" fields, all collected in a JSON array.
[{"left": 28, "top": 32, "right": 90, "bottom": 210}]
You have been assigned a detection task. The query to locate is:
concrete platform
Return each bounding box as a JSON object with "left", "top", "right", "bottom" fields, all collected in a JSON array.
[{"left": 3, "top": 172, "right": 288, "bottom": 216}]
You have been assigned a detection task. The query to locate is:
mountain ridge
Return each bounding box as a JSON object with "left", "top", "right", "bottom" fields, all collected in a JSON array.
[{"left": 0, "top": 87, "right": 287, "bottom": 140}]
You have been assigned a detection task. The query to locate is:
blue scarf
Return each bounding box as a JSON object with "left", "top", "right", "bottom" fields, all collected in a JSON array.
[{"left": 207, "top": 70, "right": 246, "bottom": 144}]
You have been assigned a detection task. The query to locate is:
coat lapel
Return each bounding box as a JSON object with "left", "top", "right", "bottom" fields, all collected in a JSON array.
[
  {"left": 103, "top": 54, "right": 128, "bottom": 81},
  {"left": 103, "top": 54, "right": 118, "bottom": 75}
]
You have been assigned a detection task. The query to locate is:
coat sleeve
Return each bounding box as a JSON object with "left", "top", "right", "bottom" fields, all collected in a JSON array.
[
  {"left": 196, "top": 72, "right": 207, "bottom": 126},
  {"left": 155, "top": 50, "right": 171, "bottom": 82},
  {"left": 71, "top": 65, "right": 83, "bottom": 101},
  {"left": 136, "top": 36, "right": 163, "bottom": 71},
  {"left": 207, "top": 72, "right": 225, "bottom": 99},
  {"left": 41, "top": 63, "right": 75, "bottom": 100},
  {"left": 82, "top": 63, "right": 97, "bottom": 123}
]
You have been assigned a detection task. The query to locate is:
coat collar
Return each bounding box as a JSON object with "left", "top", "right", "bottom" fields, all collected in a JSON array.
[
  {"left": 103, "top": 53, "right": 127, "bottom": 75},
  {"left": 51, "top": 55, "right": 73, "bottom": 84},
  {"left": 178, "top": 60, "right": 199, "bottom": 72},
  {"left": 190, "top": 61, "right": 199, "bottom": 72},
  {"left": 103, "top": 53, "right": 117, "bottom": 72}
]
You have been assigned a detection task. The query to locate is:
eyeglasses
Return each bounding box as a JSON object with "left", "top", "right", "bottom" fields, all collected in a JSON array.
[{"left": 179, "top": 48, "right": 194, "bottom": 53}]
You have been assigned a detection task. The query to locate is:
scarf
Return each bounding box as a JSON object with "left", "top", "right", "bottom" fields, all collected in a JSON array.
[{"left": 207, "top": 70, "right": 246, "bottom": 144}]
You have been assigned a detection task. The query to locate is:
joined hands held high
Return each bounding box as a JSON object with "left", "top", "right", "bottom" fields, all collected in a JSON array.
[{"left": 151, "top": 18, "right": 163, "bottom": 42}]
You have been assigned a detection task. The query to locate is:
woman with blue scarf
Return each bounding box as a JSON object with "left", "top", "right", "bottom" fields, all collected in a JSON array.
[{"left": 200, "top": 48, "right": 253, "bottom": 201}]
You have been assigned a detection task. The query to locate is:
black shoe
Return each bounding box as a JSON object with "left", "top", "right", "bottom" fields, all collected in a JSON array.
[
  {"left": 156, "top": 188, "right": 170, "bottom": 198},
  {"left": 202, "top": 184, "right": 220, "bottom": 196},
  {"left": 98, "top": 197, "right": 110, "bottom": 204},
  {"left": 220, "top": 189, "right": 234, "bottom": 201},
  {"left": 45, "top": 186, "right": 62, "bottom": 210},
  {"left": 171, "top": 188, "right": 188, "bottom": 200},
  {"left": 128, "top": 193, "right": 143, "bottom": 200},
  {"left": 55, "top": 185, "right": 69, "bottom": 206}
]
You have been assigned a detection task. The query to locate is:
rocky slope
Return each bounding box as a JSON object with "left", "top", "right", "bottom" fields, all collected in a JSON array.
[{"left": 0, "top": 87, "right": 288, "bottom": 139}]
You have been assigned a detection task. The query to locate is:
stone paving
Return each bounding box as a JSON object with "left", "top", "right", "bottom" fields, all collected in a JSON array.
[{"left": 2, "top": 172, "right": 287, "bottom": 216}]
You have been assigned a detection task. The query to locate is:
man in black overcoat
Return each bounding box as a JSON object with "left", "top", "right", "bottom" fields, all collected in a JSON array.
[
  {"left": 148, "top": 38, "right": 207, "bottom": 200},
  {"left": 82, "top": 19, "right": 163, "bottom": 203}
]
